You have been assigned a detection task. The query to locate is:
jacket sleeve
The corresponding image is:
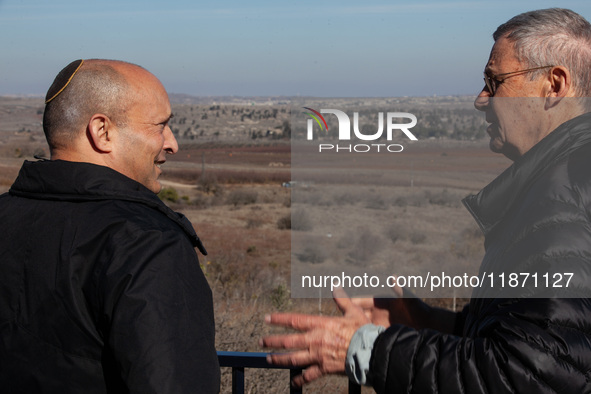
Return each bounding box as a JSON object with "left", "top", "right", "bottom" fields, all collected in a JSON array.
[
  {"left": 367, "top": 297, "right": 591, "bottom": 394},
  {"left": 98, "top": 227, "right": 219, "bottom": 394}
]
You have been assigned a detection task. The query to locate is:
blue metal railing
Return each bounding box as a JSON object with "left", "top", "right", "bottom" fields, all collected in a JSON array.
[{"left": 217, "top": 351, "right": 361, "bottom": 394}]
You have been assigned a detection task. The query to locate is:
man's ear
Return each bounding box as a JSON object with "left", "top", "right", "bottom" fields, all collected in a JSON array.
[
  {"left": 545, "top": 66, "right": 572, "bottom": 108},
  {"left": 87, "top": 114, "right": 114, "bottom": 153},
  {"left": 550, "top": 66, "right": 571, "bottom": 97}
]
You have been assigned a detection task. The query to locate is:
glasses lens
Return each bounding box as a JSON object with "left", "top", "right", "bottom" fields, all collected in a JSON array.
[{"left": 483, "top": 73, "right": 495, "bottom": 95}]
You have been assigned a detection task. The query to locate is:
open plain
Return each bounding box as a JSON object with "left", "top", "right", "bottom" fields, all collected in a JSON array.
[{"left": 0, "top": 96, "right": 510, "bottom": 393}]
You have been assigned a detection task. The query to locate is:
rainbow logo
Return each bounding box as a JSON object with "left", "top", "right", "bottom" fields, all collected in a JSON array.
[{"left": 303, "top": 107, "right": 328, "bottom": 132}]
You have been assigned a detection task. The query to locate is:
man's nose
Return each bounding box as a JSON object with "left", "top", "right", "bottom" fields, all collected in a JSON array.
[
  {"left": 163, "top": 126, "right": 179, "bottom": 154},
  {"left": 474, "top": 86, "right": 491, "bottom": 112}
]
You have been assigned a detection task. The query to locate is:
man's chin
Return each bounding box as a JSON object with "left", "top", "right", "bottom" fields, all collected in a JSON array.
[
  {"left": 147, "top": 179, "right": 162, "bottom": 194},
  {"left": 489, "top": 138, "right": 504, "bottom": 154},
  {"left": 489, "top": 139, "right": 519, "bottom": 161}
]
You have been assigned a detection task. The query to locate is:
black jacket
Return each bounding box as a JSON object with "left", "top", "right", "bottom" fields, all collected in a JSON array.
[
  {"left": 368, "top": 112, "right": 591, "bottom": 393},
  {"left": 0, "top": 160, "right": 219, "bottom": 393}
]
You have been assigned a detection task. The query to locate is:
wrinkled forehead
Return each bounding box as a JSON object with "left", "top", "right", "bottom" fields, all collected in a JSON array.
[{"left": 485, "top": 36, "right": 521, "bottom": 72}]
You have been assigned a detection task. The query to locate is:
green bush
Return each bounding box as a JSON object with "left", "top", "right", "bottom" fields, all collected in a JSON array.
[
  {"left": 270, "top": 284, "right": 290, "bottom": 310},
  {"left": 158, "top": 187, "right": 179, "bottom": 203}
]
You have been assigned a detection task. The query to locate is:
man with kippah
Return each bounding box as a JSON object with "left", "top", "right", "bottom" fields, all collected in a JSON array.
[
  {"left": 0, "top": 60, "right": 219, "bottom": 393},
  {"left": 262, "top": 8, "right": 591, "bottom": 393}
]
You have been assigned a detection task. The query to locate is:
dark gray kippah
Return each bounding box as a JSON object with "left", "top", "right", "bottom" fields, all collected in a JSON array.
[{"left": 45, "top": 59, "right": 84, "bottom": 104}]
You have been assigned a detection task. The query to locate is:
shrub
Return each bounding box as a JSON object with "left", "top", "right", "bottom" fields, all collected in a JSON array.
[
  {"left": 386, "top": 224, "right": 404, "bottom": 244},
  {"left": 450, "top": 226, "right": 484, "bottom": 259},
  {"left": 347, "top": 228, "right": 383, "bottom": 264},
  {"left": 246, "top": 217, "right": 264, "bottom": 229},
  {"left": 425, "top": 189, "right": 459, "bottom": 207},
  {"left": 277, "top": 214, "right": 291, "bottom": 230},
  {"left": 158, "top": 187, "right": 179, "bottom": 203},
  {"left": 226, "top": 189, "right": 258, "bottom": 206},
  {"left": 291, "top": 208, "right": 313, "bottom": 231},
  {"left": 269, "top": 284, "right": 291, "bottom": 310},
  {"left": 277, "top": 209, "right": 313, "bottom": 231},
  {"left": 297, "top": 245, "right": 327, "bottom": 264},
  {"left": 335, "top": 192, "right": 361, "bottom": 205},
  {"left": 410, "top": 232, "right": 427, "bottom": 244},
  {"left": 282, "top": 196, "right": 292, "bottom": 208},
  {"left": 191, "top": 193, "right": 212, "bottom": 209},
  {"left": 197, "top": 173, "right": 222, "bottom": 195},
  {"left": 365, "top": 195, "right": 387, "bottom": 210},
  {"left": 393, "top": 196, "right": 408, "bottom": 207}
]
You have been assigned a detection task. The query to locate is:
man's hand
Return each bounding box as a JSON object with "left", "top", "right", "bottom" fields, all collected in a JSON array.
[
  {"left": 352, "top": 285, "right": 427, "bottom": 329},
  {"left": 260, "top": 288, "right": 370, "bottom": 387},
  {"left": 352, "top": 283, "right": 457, "bottom": 333}
]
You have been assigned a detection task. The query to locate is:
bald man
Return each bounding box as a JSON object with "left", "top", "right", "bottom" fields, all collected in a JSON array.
[{"left": 0, "top": 60, "right": 219, "bottom": 393}]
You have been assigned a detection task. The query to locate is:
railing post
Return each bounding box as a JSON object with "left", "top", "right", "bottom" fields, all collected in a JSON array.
[
  {"left": 232, "top": 366, "right": 245, "bottom": 394},
  {"left": 289, "top": 369, "right": 303, "bottom": 394},
  {"left": 348, "top": 379, "right": 362, "bottom": 394},
  {"left": 218, "top": 351, "right": 361, "bottom": 393}
]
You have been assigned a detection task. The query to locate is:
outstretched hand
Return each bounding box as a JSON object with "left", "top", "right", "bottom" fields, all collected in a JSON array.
[
  {"left": 352, "top": 283, "right": 457, "bottom": 333},
  {"left": 260, "top": 288, "right": 370, "bottom": 387},
  {"left": 351, "top": 284, "right": 428, "bottom": 329}
]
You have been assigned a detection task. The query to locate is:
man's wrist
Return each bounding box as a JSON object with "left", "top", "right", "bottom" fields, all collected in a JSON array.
[{"left": 345, "top": 323, "right": 385, "bottom": 386}]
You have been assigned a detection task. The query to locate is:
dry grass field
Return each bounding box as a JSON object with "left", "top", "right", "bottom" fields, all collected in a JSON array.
[{"left": 0, "top": 97, "right": 511, "bottom": 393}]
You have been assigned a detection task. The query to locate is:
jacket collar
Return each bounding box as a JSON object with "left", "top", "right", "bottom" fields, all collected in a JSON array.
[
  {"left": 9, "top": 160, "right": 207, "bottom": 255},
  {"left": 463, "top": 111, "right": 591, "bottom": 236}
]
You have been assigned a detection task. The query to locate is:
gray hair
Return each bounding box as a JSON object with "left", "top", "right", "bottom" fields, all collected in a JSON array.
[
  {"left": 43, "top": 60, "right": 131, "bottom": 152},
  {"left": 494, "top": 8, "right": 591, "bottom": 97}
]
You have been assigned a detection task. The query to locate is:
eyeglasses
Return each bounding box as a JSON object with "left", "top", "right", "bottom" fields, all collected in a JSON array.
[{"left": 483, "top": 65, "right": 554, "bottom": 96}]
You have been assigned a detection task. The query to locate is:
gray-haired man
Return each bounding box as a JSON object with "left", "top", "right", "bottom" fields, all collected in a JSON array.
[{"left": 262, "top": 8, "right": 591, "bottom": 393}]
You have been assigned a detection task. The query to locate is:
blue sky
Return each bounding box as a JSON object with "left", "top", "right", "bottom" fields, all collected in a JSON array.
[{"left": 1, "top": 1, "right": 591, "bottom": 97}]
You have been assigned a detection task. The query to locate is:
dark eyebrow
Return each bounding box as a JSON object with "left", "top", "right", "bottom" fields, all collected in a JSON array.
[{"left": 156, "top": 113, "right": 174, "bottom": 125}]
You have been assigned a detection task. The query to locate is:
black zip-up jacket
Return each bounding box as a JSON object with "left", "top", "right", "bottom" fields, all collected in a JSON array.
[
  {"left": 0, "top": 160, "right": 220, "bottom": 393},
  {"left": 368, "top": 112, "right": 591, "bottom": 393}
]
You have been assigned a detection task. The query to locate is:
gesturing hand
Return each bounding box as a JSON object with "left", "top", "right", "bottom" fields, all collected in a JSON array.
[
  {"left": 351, "top": 284, "right": 428, "bottom": 329},
  {"left": 260, "top": 288, "right": 371, "bottom": 387},
  {"left": 352, "top": 282, "right": 457, "bottom": 334}
]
